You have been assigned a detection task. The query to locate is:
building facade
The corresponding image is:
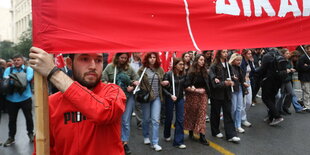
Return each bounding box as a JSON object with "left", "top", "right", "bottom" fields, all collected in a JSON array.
[
  {"left": 0, "top": 7, "right": 13, "bottom": 41},
  {"left": 12, "top": 0, "right": 32, "bottom": 43}
]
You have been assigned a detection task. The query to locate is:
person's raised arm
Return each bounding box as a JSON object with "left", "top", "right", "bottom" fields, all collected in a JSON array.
[{"left": 29, "top": 47, "right": 74, "bottom": 92}]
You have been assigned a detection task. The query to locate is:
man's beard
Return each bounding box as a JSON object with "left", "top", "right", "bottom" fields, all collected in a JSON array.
[{"left": 72, "top": 68, "right": 101, "bottom": 89}]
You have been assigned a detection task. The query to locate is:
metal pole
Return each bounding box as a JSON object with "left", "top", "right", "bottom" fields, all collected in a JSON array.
[{"left": 226, "top": 61, "right": 234, "bottom": 92}]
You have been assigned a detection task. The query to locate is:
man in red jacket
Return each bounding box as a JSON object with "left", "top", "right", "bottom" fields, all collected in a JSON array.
[{"left": 29, "top": 47, "right": 126, "bottom": 155}]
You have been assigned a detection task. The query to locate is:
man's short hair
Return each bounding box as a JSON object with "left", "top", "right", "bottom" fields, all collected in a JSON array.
[{"left": 12, "top": 54, "right": 23, "bottom": 60}]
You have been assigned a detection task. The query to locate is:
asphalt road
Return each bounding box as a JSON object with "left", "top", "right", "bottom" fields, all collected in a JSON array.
[{"left": 0, "top": 77, "right": 309, "bottom": 155}]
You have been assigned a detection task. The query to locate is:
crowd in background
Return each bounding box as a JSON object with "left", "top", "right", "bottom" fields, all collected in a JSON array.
[{"left": 0, "top": 45, "right": 310, "bottom": 154}]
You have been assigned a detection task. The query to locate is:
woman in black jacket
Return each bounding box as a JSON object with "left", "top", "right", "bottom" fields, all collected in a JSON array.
[
  {"left": 184, "top": 54, "right": 210, "bottom": 145},
  {"left": 209, "top": 50, "right": 241, "bottom": 143},
  {"left": 163, "top": 58, "right": 187, "bottom": 149}
]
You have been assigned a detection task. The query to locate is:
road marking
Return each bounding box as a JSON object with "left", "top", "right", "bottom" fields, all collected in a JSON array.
[
  {"left": 172, "top": 125, "right": 235, "bottom": 155},
  {"left": 209, "top": 141, "right": 235, "bottom": 155}
]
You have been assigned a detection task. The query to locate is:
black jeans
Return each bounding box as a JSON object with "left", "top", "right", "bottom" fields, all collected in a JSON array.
[
  {"left": 251, "top": 77, "right": 261, "bottom": 102},
  {"left": 210, "top": 98, "right": 236, "bottom": 139},
  {"left": 7, "top": 98, "right": 34, "bottom": 138},
  {"left": 261, "top": 78, "right": 281, "bottom": 120}
]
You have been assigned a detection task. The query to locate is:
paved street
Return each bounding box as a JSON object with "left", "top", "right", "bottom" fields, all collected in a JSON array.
[{"left": 0, "top": 78, "right": 310, "bottom": 155}]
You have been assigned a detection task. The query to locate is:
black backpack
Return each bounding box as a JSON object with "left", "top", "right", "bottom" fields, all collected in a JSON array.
[{"left": 267, "top": 49, "right": 288, "bottom": 82}]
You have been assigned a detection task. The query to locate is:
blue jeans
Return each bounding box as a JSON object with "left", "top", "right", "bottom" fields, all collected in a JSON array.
[
  {"left": 291, "top": 83, "right": 304, "bottom": 112},
  {"left": 142, "top": 97, "right": 161, "bottom": 145},
  {"left": 121, "top": 94, "right": 135, "bottom": 142},
  {"left": 242, "top": 81, "right": 252, "bottom": 122},
  {"left": 292, "top": 94, "right": 304, "bottom": 112},
  {"left": 276, "top": 82, "right": 302, "bottom": 112},
  {"left": 231, "top": 87, "right": 243, "bottom": 128},
  {"left": 164, "top": 97, "right": 184, "bottom": 146}
]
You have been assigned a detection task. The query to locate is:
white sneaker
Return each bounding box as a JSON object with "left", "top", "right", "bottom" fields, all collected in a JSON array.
[
  {"left": 152, "top": 144, "right": 162, "bottom": 151},
  {"left": 220, "top": 112, "right": 223, "bottom": 120},
  {"left": 165, "top": 137, "right": 171, "bottom": 142},
  {"left": 242, "top": 121, "right": 252, "bottom": 127},
  {"left": 228, "top": 137, "right": 241, "bottom": 143},
  {"left": 236, "top": 127, "right": 245, "bottom": 133},
  {"left": 144, "top": 138, "right": 150, "bottom": 145},
  {"left": 132, "top": 112, "right": 136, "bottom": 117},
  {"left": 216, "top": 133, "right": 223, "bottom": 138},
  {"left": 205, "top": 115, "right": 210, "bottom": 122},
  {"left": 178, "top": 144, "right": 186, "bottom": 149},
  {"left": 269, "top": 118, "right": 284, "bottom": 126}
]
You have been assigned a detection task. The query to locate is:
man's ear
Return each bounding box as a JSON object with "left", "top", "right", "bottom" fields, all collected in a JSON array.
[{"left": 66, "top": 58, "right": 73, "bottom": 70}]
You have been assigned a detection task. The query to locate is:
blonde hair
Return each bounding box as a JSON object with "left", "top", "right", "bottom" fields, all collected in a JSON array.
[{"left": 229, "top": 53, "right": 242, "bottom": 64}]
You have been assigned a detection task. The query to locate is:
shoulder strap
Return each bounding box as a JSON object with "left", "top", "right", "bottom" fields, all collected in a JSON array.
[
  {"left": 133, "top": 67, "right": 147, "bottom": 94},
  {"left": 23, "top": 67, "right": 27, "bottom": 73},
  {"left": 9, "top": 67, "right": 27, "bottom": 73},
  {"left": 149, "top": 72, "right": 156, "bottom": 88}
]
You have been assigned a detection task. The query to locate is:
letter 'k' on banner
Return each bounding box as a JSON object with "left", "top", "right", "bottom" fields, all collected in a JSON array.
[{"left": 32, "top": 0, "right": 310, "bottom": 54}]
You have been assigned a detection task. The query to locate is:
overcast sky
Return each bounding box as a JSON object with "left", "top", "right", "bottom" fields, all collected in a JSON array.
[{"left": 0, "top": 0, "right": 11, "bottom": 8}]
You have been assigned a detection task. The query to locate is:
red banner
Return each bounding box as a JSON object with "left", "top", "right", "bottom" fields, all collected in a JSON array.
[
  {"left": 55, "top": 54, "right": 66, "bottom": 68},
  {"left": 32, "top": 0, "right": 310, "bottom": 54}
]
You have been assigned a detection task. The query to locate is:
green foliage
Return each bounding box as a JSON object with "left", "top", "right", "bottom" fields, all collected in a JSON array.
[
  {"left": 0, "top": 26, "right": 32, "bottom": 60},
  {"left": 13, "top": 27, "right": 32, "bottom": 58},
  {"left": 0, "top": 40, "right": 15, "bottom": 60}
]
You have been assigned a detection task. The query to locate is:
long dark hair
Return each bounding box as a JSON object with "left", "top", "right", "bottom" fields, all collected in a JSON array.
[
  {"left": 213, "top": 50, "right": 225, "bottom": 65},
  {"left": 172, "top": 58, "right": 184, "bottom": 75},
  {"left": 188, "top": 54, "right": 208, "bottom": 79},
  {"left": 182, "top": 52, "right": 191, "bottom": 72}
]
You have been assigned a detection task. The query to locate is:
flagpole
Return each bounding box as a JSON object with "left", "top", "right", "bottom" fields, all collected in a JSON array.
[
  {"left": 226, "top": 61, "right": 234, "bottom": 93},
  {"left": 34, "top": 72, "right": 50, "bottom": 155},
  {"left": 300, "top": 45, "right": 310, "bottom": 61},
  {"left": 113, "top": 66, "right": 117, "bottom": 84},
  {"left": 171, "top": 52, "right": 175, "bottom": 96}
]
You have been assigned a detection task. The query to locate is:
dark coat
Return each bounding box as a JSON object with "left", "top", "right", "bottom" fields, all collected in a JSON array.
[
  {"left": 231, "top": 65, "right": 248, "bottom": 95},
  {"left": 184, "top": 71, "right": 211, "bottom": 97},
  {"left": 162, "top": 71, "right": 186, "bottom": 102},
  {"left": 297, "top": 54, "right": 310, "bottom": 82},
  {"left": 208, "top": 62, "right": 234, "bottom": 100}
]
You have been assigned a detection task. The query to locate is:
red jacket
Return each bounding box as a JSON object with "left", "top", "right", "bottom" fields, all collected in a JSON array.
[{"left": 34, "top": 82, "right": 126, "bottom": 155}]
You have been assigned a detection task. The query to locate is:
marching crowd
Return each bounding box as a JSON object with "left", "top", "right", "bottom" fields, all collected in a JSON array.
[
  {"left": 0, "top": 45, "right": 309, "bottom": 155},
  {"left": 98, "top": 46, "right": 310, "bottom": 154}
]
